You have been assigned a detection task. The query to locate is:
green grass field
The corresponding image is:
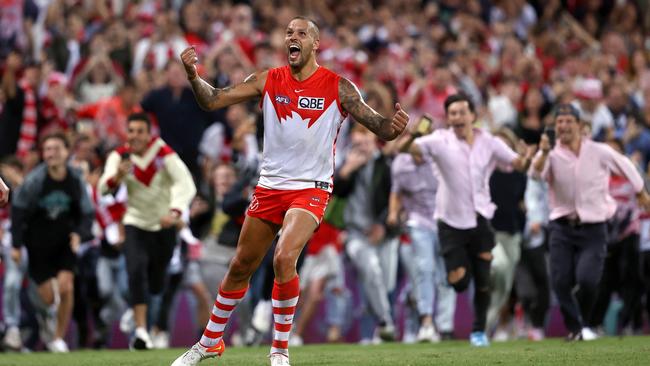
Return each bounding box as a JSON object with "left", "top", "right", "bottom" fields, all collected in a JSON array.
[{"left": 2, "top": 337, "right": 650, "bottom": 366}]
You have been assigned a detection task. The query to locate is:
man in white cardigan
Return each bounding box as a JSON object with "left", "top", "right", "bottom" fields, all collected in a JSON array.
[{"left": 99, "top": 112, "right": 196, "bottom": 350}]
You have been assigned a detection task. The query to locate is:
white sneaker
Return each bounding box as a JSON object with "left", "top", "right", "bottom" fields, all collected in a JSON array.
[
  {"left": 359, "top": 335, "right": 382, "bottom": 345},
  {"left": 132, "top": 327, "right": 153, "bottom": 350},
  {"left": 492, "top": 327, "right": 510, "bottom": 342},
  {"left": 152, "top": 331, "right": 170, "bottom": 349},
  {"left": 416, "top": 324, "right": 441, "bottom": 343},
  {"left": 269, "top": 353, "right": 291, "bottom": 366},
  {"left": 171, "top": 340, "right": 225, "bottom": 366},
  {"left": 120, "top": 309, "right": 135, "bottom": 334},
  {"left": 527, "top": 327, "right": 544, "bottom": 341},
  {"left": 402, "top": 332, "right": 417, "bottom": 344},
  {"left": 252, "top": 300, "right": 272, "bottom": 333},
  {"left": 581, "top": 327, "right": 598, "bottom": 341},
  {"left": 47, "top": 338, "right": 70, "bottom": 353},
  {"left": 3, "top": 326, "right": 23, "bottom": 350},
  {"left": 288, "top": 334, "right": 303, "bottom": 346}
]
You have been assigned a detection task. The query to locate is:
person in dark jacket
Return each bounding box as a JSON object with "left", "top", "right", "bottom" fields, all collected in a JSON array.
[{"left": 11, "top": 132, "right": 95, "bottom": 352}]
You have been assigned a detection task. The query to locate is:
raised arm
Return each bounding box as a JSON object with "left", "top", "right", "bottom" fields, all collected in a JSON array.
[
  {"left": 530, "top": 134, "right": 551, "bottom": 179},
  {"left": 180, "top": 46, "right": 266, "bottom": 111},
  {"left": 397, "top": 131, "right": 424, "bottom": 161},
  {"left": 339, "top": 78, "right": 408, "bottom": 141}
]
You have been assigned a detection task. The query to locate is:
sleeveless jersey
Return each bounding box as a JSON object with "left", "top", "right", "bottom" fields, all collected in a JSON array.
[{"left": 258, "top": 66, "right": 347, "bottom": 192}]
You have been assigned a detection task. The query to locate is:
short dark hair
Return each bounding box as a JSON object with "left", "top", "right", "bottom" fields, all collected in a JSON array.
[
  {"left": 553, "top": 103, "right": 580, "bottom": 120},
  {"left": 291, "top": 16, "right": 320, "bottom": 39},
  {"left": 127, "top": 112, "right": 151, "bottom": 131},
  {"left": 40, "top": 131, "right": 70, "bottom": 149},
  {"left": 444, "top": 93, "right": 475, "bottom": 114},
  {"left": 0, "top": 155, "right": 23, "bottom": 171}
]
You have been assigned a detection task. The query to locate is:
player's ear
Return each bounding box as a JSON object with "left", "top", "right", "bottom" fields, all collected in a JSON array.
[{"left": 313, "top": 38, "right": 319, "bottom": 52}]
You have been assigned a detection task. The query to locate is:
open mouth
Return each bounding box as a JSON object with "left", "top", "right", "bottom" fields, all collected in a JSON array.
[{"left": 288, "top": 44, "right": 301, "bottom": 61}]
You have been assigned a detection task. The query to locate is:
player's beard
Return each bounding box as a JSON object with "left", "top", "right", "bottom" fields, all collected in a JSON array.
[{"left": 288, "top": 52, "right": 303, "bottom": 68}]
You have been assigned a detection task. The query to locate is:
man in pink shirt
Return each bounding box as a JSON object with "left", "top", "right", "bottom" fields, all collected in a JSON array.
[
  {"left": 401, "top": 93, "right": 534, "bottom": 346},
  {"left": 531, "top": 104, "right": 650, "bottom": 341}
]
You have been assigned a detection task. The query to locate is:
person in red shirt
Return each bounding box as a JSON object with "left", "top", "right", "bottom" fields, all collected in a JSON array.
[{"left": 172, "top": 16, "right": 408, "bottom": 366}]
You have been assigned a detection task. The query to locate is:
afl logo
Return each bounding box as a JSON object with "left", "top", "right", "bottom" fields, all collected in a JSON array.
[
  {"left": 275, "top": 95, "right": 290, "bottom": 105},
  {"left": 249, "top": 194, "right": 259, "bottom": 212}
]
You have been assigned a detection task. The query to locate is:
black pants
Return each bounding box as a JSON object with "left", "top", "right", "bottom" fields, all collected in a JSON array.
[
  {"left": 642, "top": 251, "right": 650, "bottom": 321},
  {"left": 72, "top": 246, "right": 104, "bottom": 348},
  {"left": 515, "top": 245, "right": 550, "bottom": 328},
  {"left": 438, "top": 216, "right": 495, "bottom": 332},
  {"left": 548, "top": 220, "right": 607, "bottom": 333},
  {"left": 123, "top": 225, "right": 177, "bottom": 305},
  {"left": 590, "top": 234, "right": 644, "bottom": 330},
  {"left": 155, "top": 271, "right": 184, "bottom": 332}
]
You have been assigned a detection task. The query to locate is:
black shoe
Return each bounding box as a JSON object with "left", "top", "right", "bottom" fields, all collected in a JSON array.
[{"left": 132, "top": 336, "right": 148, "bottom": 350}]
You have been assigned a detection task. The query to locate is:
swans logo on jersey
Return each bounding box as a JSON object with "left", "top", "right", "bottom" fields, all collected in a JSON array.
[
  {"left": 275, "top": 95, "right": 290, "bottom": 105},
  {"left": 298, "top": 96, "right": 325, "bottom": 110}
]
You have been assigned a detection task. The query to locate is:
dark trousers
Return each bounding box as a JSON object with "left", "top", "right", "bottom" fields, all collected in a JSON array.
[
  {"left": 515, "top": 245, "right": 550, "bottom": 328},
  {"left": 590, "top": 234, "right": 644, "bottom": 330},
  {"left": 643, "top": 251, "right": 650, "bottom": 321},
  {"left": 438, "top": 216, "right": 495, "bottom": 332},
  {"left": 123, "top": 225, "right": 177, "bottom": 305},
  {"left": 549, "top": 220, "right": 607, "bottom": 333}
]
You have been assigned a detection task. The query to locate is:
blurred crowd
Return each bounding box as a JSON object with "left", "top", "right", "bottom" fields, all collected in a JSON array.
[{"left": 2, "top": 0, "right": 650, "bottom": 352}]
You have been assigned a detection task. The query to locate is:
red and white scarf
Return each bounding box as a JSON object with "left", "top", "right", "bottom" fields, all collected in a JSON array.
[{"left": 16, "top": 78, "right": 37, "bottom": 159}]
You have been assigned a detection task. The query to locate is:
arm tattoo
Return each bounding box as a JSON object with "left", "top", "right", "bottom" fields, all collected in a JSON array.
[
  {"left": 189, "top": 73, "right": 260, "bottom": 111},
  {"left": 339, "top": 78, "right": 394, "bottom": 140},
  {"left": 189, "top": 77, "right": 224, "bottom": 111},
  {"left": 243, "top": 73, "right": 258, "bottom": 84}
]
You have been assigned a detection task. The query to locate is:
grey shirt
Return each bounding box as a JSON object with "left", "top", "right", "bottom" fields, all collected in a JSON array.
[{"left": 343, "top": 156, "right": 376, "bottom": 234}]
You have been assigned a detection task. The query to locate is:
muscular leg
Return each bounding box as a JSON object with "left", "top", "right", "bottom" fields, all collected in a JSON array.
[
  {"left": 222, "top": 216, "right": 280, "bottom": 291},
  {"left": 273, "top": 209, "right": 319, "bottom": 282},
  {"left": 199, "top": 216, "right": 279, "bottom": 348},
  {"left": 270, "top": 209, "right": 319, "bottom": 357}
]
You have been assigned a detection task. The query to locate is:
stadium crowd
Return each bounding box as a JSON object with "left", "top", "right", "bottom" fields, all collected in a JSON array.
[{"left": 2, "top": 0, "right": 650, "bottom": 354}]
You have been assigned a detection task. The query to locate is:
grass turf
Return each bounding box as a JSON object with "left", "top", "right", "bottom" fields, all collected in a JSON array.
[{"left": 2, "top": 337, "right": 650, "bottom": 366}]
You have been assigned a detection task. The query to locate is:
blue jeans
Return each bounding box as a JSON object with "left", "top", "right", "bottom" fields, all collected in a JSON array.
[
  {"left": 406, "top": 225, "right": 456, "bottom": 332},
  {"left": 2, "top": 246, "right": 27, "bottom": 327}
]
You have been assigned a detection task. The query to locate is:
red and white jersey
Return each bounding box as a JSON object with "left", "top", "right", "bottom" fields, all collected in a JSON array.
[{"left": 259, "top": 66, "right": 347, "bottom": 192}]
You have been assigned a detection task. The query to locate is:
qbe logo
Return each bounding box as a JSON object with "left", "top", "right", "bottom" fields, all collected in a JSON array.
[{"left": 298, "top": 96, "right": 325, "bottom": 110}]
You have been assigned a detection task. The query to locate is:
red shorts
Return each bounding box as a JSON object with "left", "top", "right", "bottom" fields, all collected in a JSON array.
[{"left": 246, "top": 186, "right": 331, "bottom": 225}]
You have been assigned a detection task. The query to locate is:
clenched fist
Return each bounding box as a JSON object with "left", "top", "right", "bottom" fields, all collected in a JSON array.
[
  {"left": 391, "top": 103, "right": 409, "bottom": 138},
  {"left": 180, "top": 46, "right": 199, "bottom": 80}
]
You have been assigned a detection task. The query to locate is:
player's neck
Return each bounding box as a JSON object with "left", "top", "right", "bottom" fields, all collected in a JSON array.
[{"left": 290, "top": 61, "right": 319, "bottom": 82}]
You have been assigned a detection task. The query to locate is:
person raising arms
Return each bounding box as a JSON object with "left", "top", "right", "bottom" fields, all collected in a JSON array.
[{"left": 172, "top": 16, "right": 408, "bottom": 366}]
